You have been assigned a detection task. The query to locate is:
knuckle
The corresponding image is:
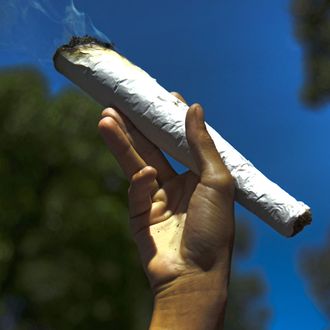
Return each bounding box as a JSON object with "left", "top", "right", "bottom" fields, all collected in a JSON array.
[
  {"left": 203, "top": 169, "right": 235, "bottom": 196},
  {"left": 216, "top": 173, "right": 235, "bottom": 196},
  {"left": 218, "top": 173, "right": 235, "bottom": 192}
]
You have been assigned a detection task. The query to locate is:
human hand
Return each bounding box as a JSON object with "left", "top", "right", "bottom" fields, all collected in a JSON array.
[{"left": 98, "top": 93, "right": 235, "bottom": 329}]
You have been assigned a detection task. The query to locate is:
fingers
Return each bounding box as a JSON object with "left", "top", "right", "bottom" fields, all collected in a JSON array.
[
  {"left": 128, "top": 166, "right": 157, "bottom": 219},
  {"left": 185, "top": 104, "right": 234, "bottom": 194},
  {"left": 98, "top": 116, "right": 153, "bottom": 182},
  {"left": 101, "top": 107, "right": 176, "bottom": 184},
  {"left": 171, "top": 91, "right": 187, "bottom": 104}
]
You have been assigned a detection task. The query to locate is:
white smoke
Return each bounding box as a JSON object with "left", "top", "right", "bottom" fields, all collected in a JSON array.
[
  {"left": 0, "top": 0, "right": 111, "bottom": 64},
  {"left": 63, "top": 0, "right": 110, "bottom": 42}
]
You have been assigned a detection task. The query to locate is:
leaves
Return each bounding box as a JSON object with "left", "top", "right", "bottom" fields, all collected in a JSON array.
[
  {"left": 300, "top": 231, "right": 330, "bottom": 319},
  {"left": 0, "top": 68, "right": 150, "bottom": 330},
  {"left": 292, "top": 0, "right": 330, "bottom": 106},
  {"left": 225, "top": 218, "right": 271, "bottom": 330}
]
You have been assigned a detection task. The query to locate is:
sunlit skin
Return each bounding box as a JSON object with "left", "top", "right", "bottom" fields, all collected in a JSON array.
[{"left": 98, "top": 92, "right": 235, "bottom": 329}]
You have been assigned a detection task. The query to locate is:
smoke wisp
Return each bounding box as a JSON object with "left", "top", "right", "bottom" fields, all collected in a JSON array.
[{"left": 0, "top": 0, "right": 111, "bottom": 65}]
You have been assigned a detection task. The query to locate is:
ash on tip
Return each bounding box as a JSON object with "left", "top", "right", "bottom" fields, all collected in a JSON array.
[{"left": 62, "top": 35, "right": 115, "bottom": 51}]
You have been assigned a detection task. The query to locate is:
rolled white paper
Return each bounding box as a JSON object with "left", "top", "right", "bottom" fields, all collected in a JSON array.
[{"left": 53, "top": 37, "right": 312, "bottom": 237}]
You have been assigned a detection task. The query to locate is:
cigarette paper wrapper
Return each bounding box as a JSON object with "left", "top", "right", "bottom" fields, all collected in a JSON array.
[{"left": 53, "top": 39, "right": 312, "bottom": 237}]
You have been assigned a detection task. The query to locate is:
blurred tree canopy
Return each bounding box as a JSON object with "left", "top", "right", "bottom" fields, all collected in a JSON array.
[
  {"left": 225, "top": 220, "right": 271, "bottom": 330},
  {"left": 0, "top": 68, "right": 270, "bottom": 329},
  {"left": 292, "top": 0, "right": 330, "bottom": 324},
  {"left": 292, "top": 0, "right": 330, "bottom": 106},
  {"left": 0, "top": 67, "right": 151, "bottom": 330},
  {"left": 300, "top": 231, "right": 330, "bottom": 321}
]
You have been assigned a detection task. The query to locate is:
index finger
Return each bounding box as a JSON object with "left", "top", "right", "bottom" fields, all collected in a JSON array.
[{"left": 98, "top": 116, "right": 155, "bottom": 184}]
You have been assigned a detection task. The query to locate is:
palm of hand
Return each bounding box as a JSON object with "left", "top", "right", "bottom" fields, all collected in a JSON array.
[
  {"left": 131, "top": 169, "right": 234, "bottom": 294},
  {"left": 131, "top": 171, "right": 198, "bottom": 290}
]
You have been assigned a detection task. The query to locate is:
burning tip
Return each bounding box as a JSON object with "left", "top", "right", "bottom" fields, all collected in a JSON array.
[
  {"left": 53, "top": 35, "right": 117, "bottom": 68},
  {"left": 63, "top": 35, "right": 115, "bottom": 50}
]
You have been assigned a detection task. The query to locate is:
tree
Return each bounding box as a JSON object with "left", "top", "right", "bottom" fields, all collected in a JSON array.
[
  {"left": 292, "top": 2, "right": 330, "bottom": 323},
  {"left": 0, "top": 67, "right": 151, "bottom": 330},
  {"left": 0, "top": 68, "right": 270, "bottom": 329},
  {"left": 300, "top": 231, "right": 330, "bottom": 320},
  {"left": 292, "top": 0, "right": 330, "bottom": 106},
  {"left": 225, "top": 219, "right": 271, "bottom": 330}
]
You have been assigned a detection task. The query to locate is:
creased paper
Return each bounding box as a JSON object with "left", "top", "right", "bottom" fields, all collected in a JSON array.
[{"left": 54, "top": 42, "right": 312, "bottom": 237}]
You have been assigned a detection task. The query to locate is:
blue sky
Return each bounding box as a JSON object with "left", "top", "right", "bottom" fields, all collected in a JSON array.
[{"left": 1, "top": 0, "right": 329, "bottom": 329}]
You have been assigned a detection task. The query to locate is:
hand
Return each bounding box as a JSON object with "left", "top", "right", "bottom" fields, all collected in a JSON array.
[{"left": 98, "top": 93, "right": 235, "bottom": 329}]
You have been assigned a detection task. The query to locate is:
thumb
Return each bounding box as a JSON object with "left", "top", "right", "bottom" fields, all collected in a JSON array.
[{"left": 185, "top": 104, "right": 234, "bottom": 193}]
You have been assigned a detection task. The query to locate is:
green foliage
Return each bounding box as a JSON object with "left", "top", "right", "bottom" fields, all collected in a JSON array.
[
  {"left": 292, "top": 0, "right": 330, "bottom": 106},
  {"left": 0, "top": 68, "right": 151, "bottom": 330},
  {"left": 225, "top": 219, "right": 271, "bottom": 330},
  {"left": 0, "top": 68, "right": 270, "bottom": 329},
  {"left": 300, "top": 231, "right": 330, "bottom": 319},
  {"left": 291, "top": 0, "right": 330, "bottom": 322}
]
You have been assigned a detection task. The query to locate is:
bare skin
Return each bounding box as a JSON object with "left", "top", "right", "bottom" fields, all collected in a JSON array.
[{"left": 98, "top": 93, "right": 235, "bottom": 329}]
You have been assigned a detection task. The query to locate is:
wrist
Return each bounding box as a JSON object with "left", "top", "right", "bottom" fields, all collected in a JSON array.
[{"left": 150, "top": 269, "right": 229, "bottom": 330}]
